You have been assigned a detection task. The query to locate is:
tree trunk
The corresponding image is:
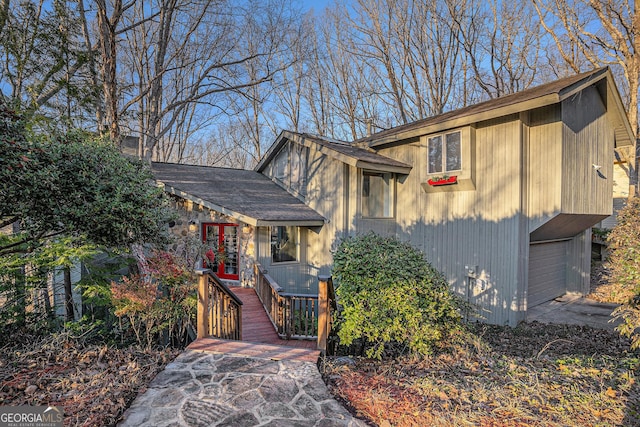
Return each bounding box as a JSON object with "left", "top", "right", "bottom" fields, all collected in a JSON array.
[
  {"left": 64, "top": 266, "right": 74, "bottom": 322},
  {"left": 96, "top": 0, "right": 121, "bottom": 147}
]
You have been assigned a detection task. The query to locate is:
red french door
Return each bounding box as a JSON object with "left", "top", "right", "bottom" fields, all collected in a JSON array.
[{"left": 202, "top": 223, "right": 239, "bottom": 280}]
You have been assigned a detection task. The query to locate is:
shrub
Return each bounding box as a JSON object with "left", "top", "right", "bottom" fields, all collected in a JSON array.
[
  {"left": 110, "top": 251, "right": 196, "bottom": 349},
  {"left": 332, "top": 233, "right": 465, "bottom": 359},
  {"left": 608, "top": 196, "right": 640, "bottom": 349}
]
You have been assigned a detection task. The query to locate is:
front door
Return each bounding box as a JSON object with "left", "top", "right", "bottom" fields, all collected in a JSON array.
[{"left": 202, "top": 223, "right": 239, "bottom": 280}]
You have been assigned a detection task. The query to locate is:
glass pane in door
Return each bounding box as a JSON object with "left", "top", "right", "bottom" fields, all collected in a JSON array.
[
  {"left": 204, "top": 224, "right": 219, "bottom": 274},
  {"left": 223, "top": 225, "right": 238, "bottom": 275}
]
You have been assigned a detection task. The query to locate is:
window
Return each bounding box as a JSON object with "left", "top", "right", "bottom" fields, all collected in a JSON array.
[
  {"left": 273, "top": 146, "right": 288, "bottom": 181},
  {"left": 271, "top": 141, "right": 308, "bottom": 196},
  {"left": 428, "top": 130, "right": 462, "bottom": 174},
  {"left": 271, "top": 226, "right": 298, "bottom": 263},
  {"left": 202, "top": 223, "right": 239, "bottom": 280},
  {"left": 362, "top": 172, "right": 393, "bottom": 218}
]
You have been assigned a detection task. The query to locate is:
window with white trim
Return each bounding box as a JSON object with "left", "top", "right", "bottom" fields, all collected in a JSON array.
[
  {"left": 362, "top": 171, "right": 393, "bottom": 218},
  {"left": 271, "top": 226, "right": 298, "bottom": 263},
  {"left": 428, "top": 130, "right": 462, "bottom": 174}
]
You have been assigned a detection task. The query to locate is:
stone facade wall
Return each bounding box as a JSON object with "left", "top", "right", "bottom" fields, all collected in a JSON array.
[{"left": 167, "top": 195, "right": 256, "bottom": 287}]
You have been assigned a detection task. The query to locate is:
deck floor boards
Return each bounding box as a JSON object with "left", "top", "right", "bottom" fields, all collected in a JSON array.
[
  {"left": 188, "top": 286, "right": 318, "bottom": 360},
  {"left": 223, "top": 286, "right": 316, "bottom": 350}
]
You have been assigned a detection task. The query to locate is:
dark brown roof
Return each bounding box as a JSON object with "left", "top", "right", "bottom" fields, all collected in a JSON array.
[
  {"left": 255, "top": 131, "right": 412, "bottom": 174},
  {"left": 300, "top": 133, "right": 412, "bottom": 169},
  {"left": 152, "top": 162, "right": 325, "bottom": 226},
  {"left": 359, "top": 67, "right": 633, "bottom": 147}
]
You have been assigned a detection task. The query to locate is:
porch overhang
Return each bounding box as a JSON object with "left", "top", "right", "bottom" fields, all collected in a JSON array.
[{"left": 153, "top": 162, "right": 326, "bottom": 228}]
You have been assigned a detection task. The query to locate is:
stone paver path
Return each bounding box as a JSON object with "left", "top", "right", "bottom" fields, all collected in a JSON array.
[{"left": 118, "top": 348, "right": 366, "bottom": 427}]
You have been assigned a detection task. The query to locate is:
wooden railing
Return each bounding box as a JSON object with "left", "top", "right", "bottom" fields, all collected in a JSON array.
[
  {"left": 196, "top": 269, "right": 243, "bottom": 341},
  {"left": 317, "top": 275, "right": 336, "bottom": 353},
  {"left": 254, "top": 264, "right": 336, "bottom": 347}
]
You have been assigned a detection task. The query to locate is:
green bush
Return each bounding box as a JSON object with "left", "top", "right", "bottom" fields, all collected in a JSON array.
[
  {"left": 608, "top": 196, "right": 640, "bottom": 349},
  {"left": 332, "top": 233, "right": 465, "bottom": 359},
  {"left": 110, "top": 251, "right": 196, "bottom": 349}
]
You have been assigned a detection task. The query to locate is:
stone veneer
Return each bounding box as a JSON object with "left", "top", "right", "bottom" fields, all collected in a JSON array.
[{"left": 167, "top": 195, "right": 256, "bottom": 287}]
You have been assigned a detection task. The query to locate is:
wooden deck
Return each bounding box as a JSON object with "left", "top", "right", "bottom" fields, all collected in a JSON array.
[
  {"left": 233, "top": 287, "right": 317, "bottom": 349},
  {"left": 187, "top": 286, "right": 319, "bottom": 362}
]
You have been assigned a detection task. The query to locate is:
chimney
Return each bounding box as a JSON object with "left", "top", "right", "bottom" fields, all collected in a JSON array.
[{"left": 366, "top": 118, "right": 373, "bottom": 137}]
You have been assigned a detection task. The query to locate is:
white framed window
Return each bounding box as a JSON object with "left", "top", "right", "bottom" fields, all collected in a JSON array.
[
  {"left": 271, "top": 226, "right": 298, "bottom": 263},
  {"left": 428, "top": 130, "right": 462, "bottom": 174},
  {"left": 362, "top": 171, "right": 393, "bottom": 218}
]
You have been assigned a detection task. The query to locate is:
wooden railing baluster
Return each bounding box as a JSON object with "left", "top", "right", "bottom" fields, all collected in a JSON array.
[
  {"left": 252, "top": 264, "right": 336, "bottom": 350},
  {"left": 196, "top": 269, "right": 243, "bottom": 341}
]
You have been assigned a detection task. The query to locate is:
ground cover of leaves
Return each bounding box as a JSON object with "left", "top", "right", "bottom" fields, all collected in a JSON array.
[
  {"left": 322, "top": 323, "right": 640, "bottom": 426},
  {"left": 0, "top": 332, "right": 179, "bottom": 426}
]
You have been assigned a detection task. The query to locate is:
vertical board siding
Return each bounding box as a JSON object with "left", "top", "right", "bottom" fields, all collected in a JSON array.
[
  {"left": 561, "top": 85, "right": 612, "bottom": 215},
  {"left": 257, "top": 142, "right": 349, "bottom": 295},
  {"left": 600, "top": 162, "right": 630, "bottom": 228},
  {"left": 378, "top": 115, "right": 523, "bottom": 325},
  {"left": 527, "top": 105, "right": 562, "bottom": 232},
  {"left": 566, "top": 229, "right": 591, "bottom": 295},
  {"left": 254, "top": 91, "right": 612, "bottom": 325},
  {"left": 51, "top": 262, "right": 83, "bottom": 319},
  {"left": 305, "top": 149, "right": 346, "bottom": 277},
  {"left": 257, "top": 226, "right": 318, "bottom": 294}
]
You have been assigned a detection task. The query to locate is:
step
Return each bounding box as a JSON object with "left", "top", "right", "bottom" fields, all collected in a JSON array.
[{"left": 187, "top": 337, "right": 321, "bottom": 363}]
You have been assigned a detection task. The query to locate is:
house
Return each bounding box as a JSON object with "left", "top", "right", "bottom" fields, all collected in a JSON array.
[{"left": 153, "top": 67, "right": 635, "bottom": 326}]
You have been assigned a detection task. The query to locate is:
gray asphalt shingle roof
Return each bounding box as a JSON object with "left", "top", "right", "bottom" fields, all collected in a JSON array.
[{"left": 152, "top": 162, "right": 325, "bottom": 226}]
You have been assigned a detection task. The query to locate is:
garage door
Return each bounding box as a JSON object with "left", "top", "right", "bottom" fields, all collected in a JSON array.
[{"left": 528, "top": 241, "right": 568, "bottom": 307}]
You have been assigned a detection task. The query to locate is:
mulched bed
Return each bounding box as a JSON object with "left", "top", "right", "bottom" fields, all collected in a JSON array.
[
  {"left": 589, "top": 260, "right": 628, "bottom": 303},
  {"left": 0, "top": 332, "right": 179, "bottom": 426},
  {"left": 322, "top": 322, "right": 640, "bottom": 426}
]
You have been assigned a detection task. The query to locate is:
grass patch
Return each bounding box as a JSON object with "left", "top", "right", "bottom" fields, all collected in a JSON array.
[{"left": 322, "top": 322, "right": 640, "bottom": 426}]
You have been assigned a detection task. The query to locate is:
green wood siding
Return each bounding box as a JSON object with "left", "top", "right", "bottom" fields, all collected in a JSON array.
[
  {"left": 378, "top": 115, "right": 525, "bottom": 326},
  {"left": 561, "top": 85, "right": 613, "bottom": 215}
]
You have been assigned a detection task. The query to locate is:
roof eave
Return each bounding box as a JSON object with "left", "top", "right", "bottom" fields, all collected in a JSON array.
[
  {"left": 356, "top": 161, "right": 412, "bottom": 174},
  {"left": 160, "top": 182, "right": 326, "bottom": 227},
  {"left": 255, "top": 219, "right": 325, "bottom": 227},
  {"left": 255, "top": 131, "right": 289, "bottom": 172},
  {"left": 286, "top": 132, "right": 364, "bottom": 168},
  {"left": 370, "top": 94, "right": 560, "bottom": 147},
  {"left": 607, "top": 72, "right": 635, "bottom": 147},
  {"left": 161, "top": 183, "right": 260, "bottom": 226}
]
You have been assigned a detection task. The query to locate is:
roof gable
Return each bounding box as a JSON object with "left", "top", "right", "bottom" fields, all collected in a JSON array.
[{"left": 255, "top": 131, "right": 412, "bottom": 174}]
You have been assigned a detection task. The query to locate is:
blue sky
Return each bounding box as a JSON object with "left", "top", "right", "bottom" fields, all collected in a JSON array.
[{"left": 300, "top": 0, "right": 336, "bottom": 14}]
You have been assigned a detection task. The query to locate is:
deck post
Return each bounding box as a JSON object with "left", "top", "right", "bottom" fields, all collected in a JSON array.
[
  {"left": 196, "top": 269, "right": 211, "bottom": 339},
  {"left": 317, "top": 275, "right": 331, "bottom": 351}
]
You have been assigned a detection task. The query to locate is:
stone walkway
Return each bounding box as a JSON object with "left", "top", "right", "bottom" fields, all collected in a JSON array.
[{"left": 118, "top": 342, "right": 367, "bottom": 427}]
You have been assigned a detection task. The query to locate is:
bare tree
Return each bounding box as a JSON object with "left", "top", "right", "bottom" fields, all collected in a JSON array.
[
  {"left": 319, "top": 5, "right": 379, "bottom": 139},
  {"left": 350, "top": 0, "right": 411, "bottom": 125},
  {"left": 533, "top": 0, "right": 639, "bottom": 193},
  {"left": 94, "top": 0, "right": 137, "bottom": 145},
  {"left": 453, "top": 0, "right": 542, "bottom": 100},
  {"left": 112, "top": 0, "right": 301, "bottom": 162},
  {"left": 342, "top": 0, "right": 465, "bottom": 128}
]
